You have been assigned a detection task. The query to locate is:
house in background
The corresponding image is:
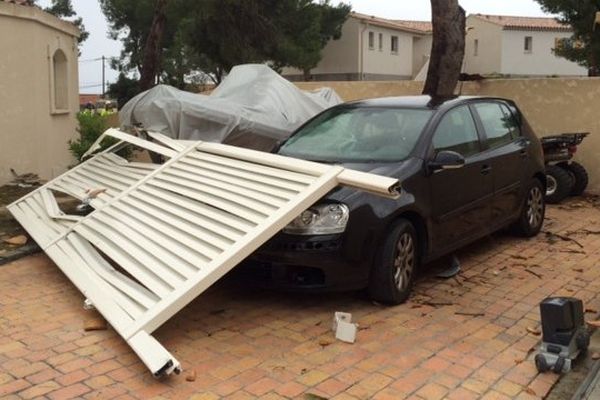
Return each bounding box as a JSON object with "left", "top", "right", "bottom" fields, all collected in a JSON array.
[
  {"left": 282, "top": 12, "right": 432, "bottom": 81},
  {"left": 464, "top": 14, "right": 587, "bottom": 77},
  {"left": 0, "top": 0, "right": 79, "bottom": 185}
]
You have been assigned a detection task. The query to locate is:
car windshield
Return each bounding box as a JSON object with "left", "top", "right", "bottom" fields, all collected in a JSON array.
[{"left": 278, "top": 106, "right": 433, "bottom": 162}]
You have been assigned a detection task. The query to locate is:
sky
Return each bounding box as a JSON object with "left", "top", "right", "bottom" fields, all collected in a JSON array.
[{"left": 38, "top": 0, "right": 553, "bottom": 94}]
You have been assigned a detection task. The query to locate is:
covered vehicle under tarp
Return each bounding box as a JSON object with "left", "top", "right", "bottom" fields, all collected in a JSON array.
[{"left": 119, "top": 64, "right": 342, "bottom": 151}]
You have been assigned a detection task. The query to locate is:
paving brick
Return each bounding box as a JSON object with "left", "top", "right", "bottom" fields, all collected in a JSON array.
[
  {"left": 19, "top": 381, "right": 61, "bottom": 399},
  {"left": 296, "top": 370, "right": 330, "bottom": 386},
  {"left": 244, "top": 377, "right": 279, "bottom": 396},
  {"left": 415, "top": 382, "right": 448, "bottom": 400},
  {"left": 0, "top": 379, "right": 31, "bottom": 397},
  {"left": 48, "top": 383, "right": 91, "bottom": 400},
  {"left": 2, "top": 201, "right": 599, "bottom": 398},
  {"left": 275, "top": 381, "right": 306, "bottom": 398},
  {"left": 56, "top": 370, "right": 91, "bottom": 386}
]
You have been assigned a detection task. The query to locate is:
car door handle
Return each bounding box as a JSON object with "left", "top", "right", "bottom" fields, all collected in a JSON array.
[{"left": 481, "top": 165, "right": 492, "bottom": 175}]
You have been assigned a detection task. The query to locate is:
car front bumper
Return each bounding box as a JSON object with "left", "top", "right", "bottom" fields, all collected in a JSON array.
[{"left": 239, "top": 232, "right": 372, "bottom": 291}]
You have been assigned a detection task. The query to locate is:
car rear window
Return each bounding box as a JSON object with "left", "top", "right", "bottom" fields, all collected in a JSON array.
[
  {"left": 474, "top": 102, "right": 520, "bottom": 148},
  {"left": 278, "top": 106, "right": 433, "bottom": 162}
]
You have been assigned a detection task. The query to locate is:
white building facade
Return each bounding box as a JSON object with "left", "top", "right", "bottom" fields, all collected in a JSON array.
[
  {"left": 465, "top": 14, "right": 588, "bottom": 77},
  {"left": 282, "top": 12, "right": 432, "bottom": 81}
]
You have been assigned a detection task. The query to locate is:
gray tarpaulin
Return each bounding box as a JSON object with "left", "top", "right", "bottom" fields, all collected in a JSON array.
[{"left": 119, "top": 64, "right": 342, "bottom": 151}]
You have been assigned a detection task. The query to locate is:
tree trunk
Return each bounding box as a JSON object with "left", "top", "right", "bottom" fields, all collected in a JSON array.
[
  {"left": 422, "top": 0, "right": 466, "bottom": 97},
  {"left": 139, "top": 0, "right": 168, "bottom": 91},
  {"left": 303, "top": 68, "right": 311, "bottom": 81}
]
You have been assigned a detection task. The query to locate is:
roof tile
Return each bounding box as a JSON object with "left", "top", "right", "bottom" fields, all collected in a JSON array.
[{"left": 473, "top": 14, "right": 571, "bottom": 32}]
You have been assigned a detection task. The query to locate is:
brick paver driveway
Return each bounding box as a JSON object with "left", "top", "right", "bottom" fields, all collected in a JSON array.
[{"left": 2, "top": 198, "right": 600, "bottom": 400}]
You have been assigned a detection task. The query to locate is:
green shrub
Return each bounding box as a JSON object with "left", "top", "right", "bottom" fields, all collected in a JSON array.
[{"left": 69, "top": 112, "right": 130, "bottom": 163}]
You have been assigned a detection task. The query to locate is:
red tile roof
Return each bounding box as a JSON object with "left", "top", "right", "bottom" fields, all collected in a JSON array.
[
  {"left": 472, "top": 14, "right": 571, "bottom": 32},
  {"left": 2, "top": 0, "right": 35, "bottom": 5},
  {"left": 392, "top": 20, "right": 432, "bottom": 33},
  {"left": 350, "top": 12, "right": 431, "bottom": 35},
  {"left": 79, "top": 94, "right": 101, "bottom": 106}
]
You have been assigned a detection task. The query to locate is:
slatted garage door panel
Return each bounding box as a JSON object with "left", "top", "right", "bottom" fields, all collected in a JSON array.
[{"left": 9, "top": 130, "right": 400, "bottom": 377}]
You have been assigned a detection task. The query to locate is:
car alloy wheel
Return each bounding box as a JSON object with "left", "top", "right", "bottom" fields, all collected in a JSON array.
[
  {"left": 527, "top": 186, "right": 544, "bottom": 229},
  {"left": 393, "top": 233, "right": 415, "bottom": 291}
]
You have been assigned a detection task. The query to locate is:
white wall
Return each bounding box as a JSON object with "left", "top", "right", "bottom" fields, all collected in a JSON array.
[
  {"left": 412, "top": 35, "right": 432, "bottom": 78},
  {"left": 361, "top": 26, "right": 415, "bottom": 78},
  {"left": 501, "top": 30, "right": 588, "bottom": 76},
  {"left": 281, "top": 18, "right": 360, "bottom": 77},
  {"left": 0, "top": 3, "right": 79, "bottom": 185},
  {"left": 464, "top": 16, "right": 503, "bottom": 75}
]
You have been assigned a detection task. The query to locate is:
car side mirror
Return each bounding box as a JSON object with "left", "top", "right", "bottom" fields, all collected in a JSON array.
[{"left": 429, "top": 150, "right": 466, "bottom": 171}]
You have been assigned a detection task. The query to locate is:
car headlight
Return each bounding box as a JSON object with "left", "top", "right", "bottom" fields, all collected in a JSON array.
[{"left": 283, "top": 203, "right": 349, "bottom": 235}]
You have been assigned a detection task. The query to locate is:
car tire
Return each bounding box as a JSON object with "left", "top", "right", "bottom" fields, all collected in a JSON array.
[
  {"left": 560, "top": 161, "right": 588, "bottom": 196},
  {"left": 368, "top": 219, "right": 418, "bottom": 305},
  {"left": 513, "top": 179, "right": 545, "bottom": 237},
  {"left": 545, "top": 165, "right": 574, "bottom": 204}
]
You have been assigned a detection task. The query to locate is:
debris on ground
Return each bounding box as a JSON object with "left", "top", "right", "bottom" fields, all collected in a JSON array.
[
  {"left": 318, "top": 338, "right": 333, "bottom": 347},
  {"left": 304, "top": 393, "right": 328, "bottom": 400},
  {"left": 9, "top": 169, "right": 41, "bottom": 187},
  {"left": 436, "top": 255, "right": 461, "bottom": 278},
  {"left": 455, "top": 311, "right": 485, "bottom": 317},
  {"left": 3, "top": 235, "right": 27, "bottom": 246},
  {"left": 592, "top": 353, "right": 600, "bottom": 360},
  {"left": 83, "top": 317, "right": 108, "bottom": 331},
  {"left": 524, "top": 268, "right": 543, "bottom": 279},
  {"left": 185, "top": 370, "right": 196, "bottom": 382},
  {"left": 332, "top": 312, "right": 358, "bottom": 344},
  {"left": 527, "top": 326, "right": 542, "bottom": 336},
  {"left": 543, "top": 230, "right": 584, "bottom": 248}
]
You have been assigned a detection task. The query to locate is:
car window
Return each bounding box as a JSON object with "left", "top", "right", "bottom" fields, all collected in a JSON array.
[
  {"left": 474, "top": 102, "right": 517, "bottom": 148},
  {"left": 278, "top": 107, "right": 433, "bottom": 162},
  {"left": 432, "top": 105, "right": 480, "bottom": 157},
  {"left": 500, "top": 104, "right": 521, "bottom": 139}
]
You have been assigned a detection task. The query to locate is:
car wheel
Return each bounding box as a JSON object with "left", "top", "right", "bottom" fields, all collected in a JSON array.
[
  {"left": 545, "top": 165, "right": 574, "bottom": 204},
  {"left": 514, "top": 179, "right": 545, "bottom": 237},
  {"left": 368, "top": 219, "right": 418, "bottom": 305},
  {"left": 559, "top": 161, "right": 588, "bottom": 196}
]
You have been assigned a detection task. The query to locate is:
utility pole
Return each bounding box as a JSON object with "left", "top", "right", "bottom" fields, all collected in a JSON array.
[{"left": 102, "top": 55, "right": 106, "bottom": 97}]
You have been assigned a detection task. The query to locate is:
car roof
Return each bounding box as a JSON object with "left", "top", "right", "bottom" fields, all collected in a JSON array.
[{"left": 344, "top": 95, "right": 509, "bottom": 111}]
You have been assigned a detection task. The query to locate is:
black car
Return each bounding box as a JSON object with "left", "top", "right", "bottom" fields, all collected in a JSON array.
[{"left": 247, "top": 96, "right": 546, "bottom": 304}]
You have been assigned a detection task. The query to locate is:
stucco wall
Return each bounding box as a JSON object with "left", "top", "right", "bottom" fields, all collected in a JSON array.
[
  {"left": 360, "top": 25, "right": 414, "bottom": 78},
  {"left": 412, "top": 35, "right": 432, "bottom": 79},
  {"left": 281, "top": 18, "right": 360, "bottom": 78},
  {"left": 500, "top": 30, "right": 588, "bottom": 76},
  {"left": 0, "top": 2, "right": 79, "bottom": 185},
  {"left": 464, "top": 16, "right": 503, "bottom": 75},
  {"left": 296, "top": 78, "right": 600, "bottom": 193},
  {"left": 282, "top": 17, "right": 425, "bottom": 81}
]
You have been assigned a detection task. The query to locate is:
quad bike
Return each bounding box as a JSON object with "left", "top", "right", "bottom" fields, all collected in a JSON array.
[{"left": 541, "top": 132, "right": 590, "bottom": 204}]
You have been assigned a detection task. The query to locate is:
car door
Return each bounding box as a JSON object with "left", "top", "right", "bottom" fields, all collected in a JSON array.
[
  {"left": 472, "top": 101, "right": 529, "bottom": 225},
  {"left": 428, "top": 105, "right": 494, "bottom": 251}
]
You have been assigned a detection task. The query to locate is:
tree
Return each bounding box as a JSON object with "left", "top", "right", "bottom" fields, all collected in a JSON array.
[
  {"left": 100, "top": 0, "right": 350, "bottom": 87},
  {"left": 139, "top": 0, "right": 169, "bottom": 90},
  {"left": 106, "top": 73, "right": 141, "bottom": 110},
  {"left": 422, "top": 0, "right": 466, "bottom": 97},
  {"left": 269, "top": 0, "right": 351, "bottom": 80},
  {"left": 535, "top": 0, "right": 600, "bottom": 75},
  {"left": 35, "top": 0, "right": 89, "bottom": 46}
]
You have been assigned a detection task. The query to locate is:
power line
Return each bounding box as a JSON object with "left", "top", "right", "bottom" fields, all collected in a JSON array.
[
  {"left": 79, "top": 83, "right": 104, "bottom": 89},
  {"left": 78, "top": 56, "right": 119, "bottom": 64}
]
